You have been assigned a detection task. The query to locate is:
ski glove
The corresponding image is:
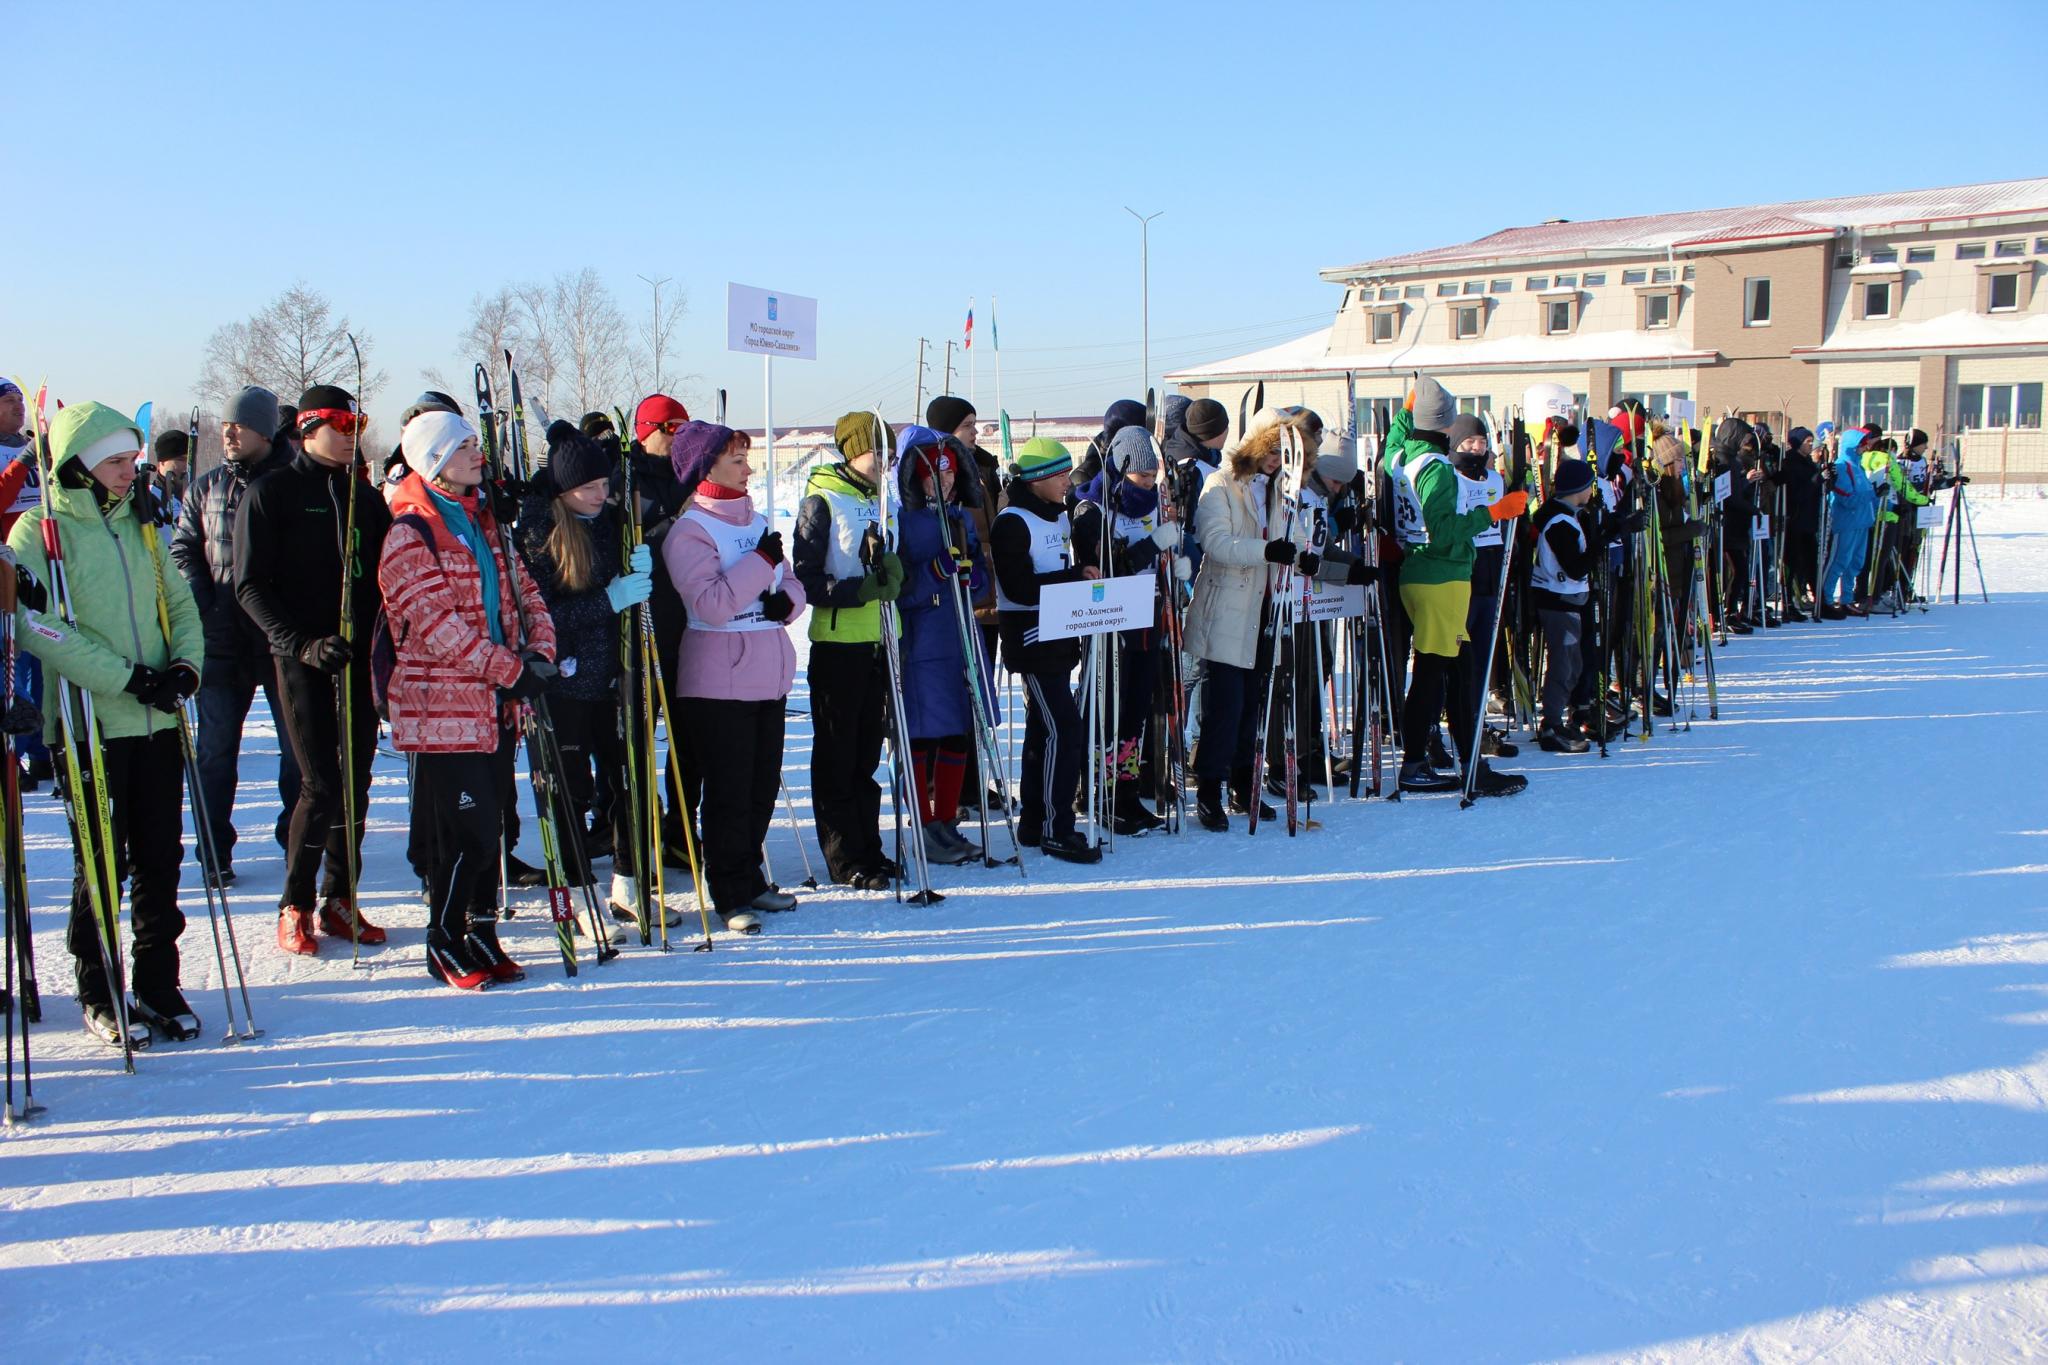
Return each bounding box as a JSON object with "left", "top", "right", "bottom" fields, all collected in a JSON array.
[
  {"left": 298, "top": 635, "right": 352, "bottom": 673},
  {"left": 1263, "top": 539, "right": 1297, "bottom": 565},
  {"left": 1345, "top": 559, "right": 1380, "bottom": 586},
  {"left": 507, "top": 654, "right": 559, "bottom": 702},
  {"left": 12, "top": 564, "right": 45, "bottom": 613},
  {"left": 123, "top": 664, "right": 167, "bottom": 700},
  {"left": 487, "top": 478, "right": 524, "bottom": 524},
  {"left": 140, "top": 662, "right": 199, "bottom": 715},
  {"left": 1487, "top": 490, "right": 1530, "bottom": 523},
  {"left": 759, "top": 589, "right": 795, "bottom": 622},
  {"left": 857, "top": 553, "right": 906, "bottom": 603},
  {"left": 1150, "top": 522, "right": 1183, "bottom": 553},
  {"left": 1172, "top": 556, "right": 1194, "bottom": 583},
  {"left": 605, "top": 570, "right": 653, "bottom": 612},
  {"left": 1600, "top": 509, "right": 1648, "bottom": 545},
  {"left": 1296, "top": 550, "right": 1321, "bottom": 577},
  {"left": 754, "top": 531, "right": 785, "bottom": 566}
]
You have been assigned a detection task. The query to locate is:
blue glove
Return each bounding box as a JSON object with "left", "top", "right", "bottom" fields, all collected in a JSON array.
[
  {"left": 606, "top": 570, "right": 653, "bottom": 612},
  {"left": 628, "top": 543, "right": 652, "bottom": 575}
]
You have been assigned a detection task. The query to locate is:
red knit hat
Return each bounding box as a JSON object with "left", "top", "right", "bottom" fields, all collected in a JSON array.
[{"left": 634, "top": 393, "right": 690, "bottom": 441}]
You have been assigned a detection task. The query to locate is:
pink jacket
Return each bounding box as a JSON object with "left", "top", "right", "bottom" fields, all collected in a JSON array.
[{"left": 664, "top": 489, "right": 807, "bottom": 701}]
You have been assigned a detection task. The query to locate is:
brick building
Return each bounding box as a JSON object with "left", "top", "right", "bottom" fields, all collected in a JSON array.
[{"left": 1166, "top": 177, "right": 2048, "bottom": 486}]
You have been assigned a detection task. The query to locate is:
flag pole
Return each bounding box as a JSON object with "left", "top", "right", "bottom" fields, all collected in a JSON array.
[
  {"left": 968, "top": 296, "right": 977, "bottom": 412},
  {"left": 991, "top": 294, "right": 1002, "bottom": 421}
]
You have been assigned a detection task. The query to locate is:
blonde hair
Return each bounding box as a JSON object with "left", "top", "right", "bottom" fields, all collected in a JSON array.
[{"left": 546, "top": 497, "right": 596, "bottom": 593}]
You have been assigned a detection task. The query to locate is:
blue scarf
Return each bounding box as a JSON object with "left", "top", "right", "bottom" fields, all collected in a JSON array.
[{"left": 428, "top": 485, "right": 503, "bottom": 646}]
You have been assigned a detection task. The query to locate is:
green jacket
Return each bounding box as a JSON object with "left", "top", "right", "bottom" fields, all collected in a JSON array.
[
  {"left": 1389, "top": 404, "right": 1495, "bottom": 587},
  {"left": 1865, "top": 449, "right": 1929, "bottom": 525},
  {"left": 8, "top": 407, "right": 205, "bottom": 744}
]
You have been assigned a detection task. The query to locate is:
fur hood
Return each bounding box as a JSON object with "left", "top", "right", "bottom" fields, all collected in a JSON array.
[{"left": 1226, "top": 412, "right": 1319, "bottom": 481}]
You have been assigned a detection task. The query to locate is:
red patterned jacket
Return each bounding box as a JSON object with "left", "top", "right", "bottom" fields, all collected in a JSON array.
[{"left": 378, "top": 472, "right": 555, "bottom": 754}]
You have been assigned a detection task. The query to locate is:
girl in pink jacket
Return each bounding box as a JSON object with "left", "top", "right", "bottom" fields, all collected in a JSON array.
[{"left": 662, "top": 421, "right": 807, "bottom": 932}]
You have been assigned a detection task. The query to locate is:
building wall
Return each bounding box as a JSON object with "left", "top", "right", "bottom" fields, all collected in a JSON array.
[
  {"left": 1691, "top": 240, "right": 1831, "bottom": 421},
  {"left": 1950, "top": 352, "right": 2048, "bottom": 487}
]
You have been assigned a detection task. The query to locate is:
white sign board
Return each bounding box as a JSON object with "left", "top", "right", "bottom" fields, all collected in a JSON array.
[
  {"left": 1672, "top": 399, "right": 1698, "bottom": 425},
  {"left": 726, "top": 283, "right": 817, "bottom": 360},
  {"left": 1038, "top": 573, "right": 1156, "bottom": 641},
  {"left": 1713, "top": 471, "right": 1733, "bottom": 504},
  {"left": 1752, "top": 514, "right": 1770, "bottom": 542},
  {"left": 1917, "top": 503, "right": 1944, "bottom": 529},
  {"left": 1300, "top": 577, "right": 1367, "bottom": 621}
]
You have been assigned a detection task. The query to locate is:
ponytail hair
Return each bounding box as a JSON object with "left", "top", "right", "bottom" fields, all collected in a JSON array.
[{"left": 546, "top": 496, "right": 596, "bottom": 593}]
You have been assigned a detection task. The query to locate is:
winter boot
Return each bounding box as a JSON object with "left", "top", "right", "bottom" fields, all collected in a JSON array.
[
  {"left": 465, "top": 915, "right": 525, "bottom": 983},
  {"left": 1195, "top": 778, "right": 1230, "bottom": 833},
  {"left": 1538, "top": 725, "right": 1589, "bottom": 755},
  {"left": 721, "top": 909, "right": 764, "bottom": 934},
  {"left": 1464, "top": 760, "right": 1529, "bottom": 798},
  {"left": 277, "top": 907, "right": 319, "bottom": 957},
  {"left": 1040, "top": 830, "right": 1103, "bottom": 865},
  {"left": 1427, "top": 731, "right": 1455, "bottom": 771},
  {"left": 1111, "top": 785, "right": 1165, "bottom": 837},
  {"left": 922, "top": 820, "right": 976, "bottom": 866},
  {"left": 1481, "top": 727, "right": 1519, "bottom": 758},
  {"left": 129, "top": 984, "right": 202, "bottom": 1041},
  {"left": 426, "top": 933, "right": 494, "bottom": 990},
  {"left": 319, "top": 897, "right": 386, "bottom": 945},
  {"left": 204, "top": 864, "right": 238, "bottom": 890},
  {"left": 750, "top": 889, "right": 797, "bottom": 913},
  {"left": 504, "top": 853, "right": 549, "bottom": 889},
  {"left": 82, "top": 999, "right": 150, "bottom": 1050},
  {"left": 1398, "top": 760, "right": 1461, "bottom": 794}
]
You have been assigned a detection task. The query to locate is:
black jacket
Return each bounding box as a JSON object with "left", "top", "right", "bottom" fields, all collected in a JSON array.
[
  {"left": 171, "top": 444, "right": 291, "bottom": 672},
  {"left": 1780, "top": 450, "right": 1822, "bottom": 534},
  {"left": 518, "top": 493, "right": 623, "bottom": 701},
  {"left": 991, "top": 481, "right": 1084, "bottom": 674},
  {"left": 232, "top": 450, "right": 392, "bottom": 659}
]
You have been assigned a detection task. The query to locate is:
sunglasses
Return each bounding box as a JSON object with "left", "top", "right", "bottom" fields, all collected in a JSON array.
[
  {"left": 300, "top": 407, "right": 367, "bottom": 436},
  {"left": 655, "top": 419, "right": 685, "bottom": 434}
]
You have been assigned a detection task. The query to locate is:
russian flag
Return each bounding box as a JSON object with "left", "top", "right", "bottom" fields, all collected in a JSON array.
[{"left": 964, "top": 306, "right": 973, "bottom": 350}]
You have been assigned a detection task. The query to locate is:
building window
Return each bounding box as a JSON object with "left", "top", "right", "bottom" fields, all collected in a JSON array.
[
  {"left": 1404, "top": 285, "right": 1424, "bottom": 299},
  {"left": 1378, "top": 286, "right": 1400, "bottom": 301},
  {"left": 1554, "top": 273, "right": 1578, "bottom": 288},
  {"left": 1836, "top": 249, "right": 1854, "bottom": 269},
  {"left": 1454, "top": 396, "right": 1494, "bottom": 417},
  {"left": 1683, "top": 266, "right": 1695, "bottom": 281},
  {"left": 1462, "top": 280, "right": 1485, "bottom": 295},
  {"left": 1618, "top": 391, "right": 1690, "bottom": 419},
  {"left": 1957, "top": 243, "right": 1987, "bottom": 260},
  {"left": 1574, "top": 391, "right": 1590, "bottom": 413},
  {"left": 1744, "top": 277, "right": 1771, "bottom": 326},
  {"left": 1908, "top": 247, "right": 1935, "bottom": 264},
  {"left": 1526, "top": 276, "right": 1549, "bottom": 291},
  {"left": 1451, "top": 303, "right": 1484, "bottom": 339},
  {"left": 1868, "top": 248, "right": 1898, "bottom": 265},
  {"left": 1622, "top": 268, "right": 1647, "bottom": 285},
  {"left": 1652, "top": 267, "right": 1675, "bottom": 284},
  {"left": 1583, "top": 272, "right": 1607, "bottom": 286},
  {"left": 1995, "top": 239, "right": 2026, "bottom": 258},
  {"left": 2037, "top": 237, "right": 2048, "bottom": 255},
  {"left": 1988, "top": 272, "right": 2020, "bottom": 311},
  {"left": 1641, "top": 292, "right": 1674, "bottom": 329},
  {"left": 1544, "top": 298, "right": 1577, "bottom": 334},
  {"left": 1862, "top": 281, "right": 1893, "bottom": 319},
  {"left": 1834, "top": 386, "right": 1914, "bottom": 431},
  {"left": 1956, "top": 383, "right": 2043, "bottom": 430},
  {"left": 1370, "top": 309, "right": 1398, "bottom": 343},
  {"left": 1490, "top": 279, "right": 1513, "bottom": 294}
]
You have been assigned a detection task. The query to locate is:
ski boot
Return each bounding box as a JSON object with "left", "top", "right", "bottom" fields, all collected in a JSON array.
[
  {"left": 1538, "top": 725, "right": 1590, "bottom": 755},
  {"left": 1194, "top": 780, "right": 1231, "bottom": 833},
  {"left": 129, "top": 986, "right": 203, "bottom": 1042},
  {"left": 319, "top": 897, "right": 386, "bottom": 945},
  {"left": 1040, "top": 830, "right": 1102, "bottom": 865},
  {"left": 83, "top": 1000, "right": 151, "bottom": 1050},
  {"left": 922, "top": 821, "right": 977, "bottom": 866},
  {"left": 277, "top": 907, "right": 319, "bottom": 957},
  {"left": 1463, "top": 761, "right": 1528, "bottom": 798},
  {"left": 1397, "top": 760, "right": 1461, "bottom": 794},
  {"left": 426, "top": 933, "right": 494, "bottom": 990},
  {"left": 464, "top": 915, "right": 525, "bottom": 984}
]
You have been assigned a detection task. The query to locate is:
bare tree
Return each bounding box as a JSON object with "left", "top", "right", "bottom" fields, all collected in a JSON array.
[
  {"left": 545, "top": 268, "right": 632, "bottom": 418},
  {"left": 627, "top": 278, "right": 691, "bottom": 396},
  {"left": 197, "top": 283, "right": 386, "bottom": 409}
]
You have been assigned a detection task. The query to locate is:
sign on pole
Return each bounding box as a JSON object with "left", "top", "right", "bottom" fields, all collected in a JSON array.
[
  {"left": 1038, "top": 573, "right": 1156, "bottom": 641},
  {"left": 725, "top": 283, "right": 819, "bottom": 526}
]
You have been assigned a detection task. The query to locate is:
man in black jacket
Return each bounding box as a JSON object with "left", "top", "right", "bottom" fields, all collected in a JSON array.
[
  {"left": 170, "top": 385, "right": 301, "bottom": 884},
  {"left": 233, "top": 384, "right": 391, "bottom": 956}
]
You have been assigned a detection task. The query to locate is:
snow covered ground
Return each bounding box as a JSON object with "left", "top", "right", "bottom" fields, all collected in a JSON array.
[{"left": 3, "top": 494, "right": 2045, "bottom": 1363}]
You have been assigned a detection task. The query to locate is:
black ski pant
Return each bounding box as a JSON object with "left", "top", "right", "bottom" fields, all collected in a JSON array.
[
  {"left": 1787, "top": 530, "right": 1819, "bottom": 602},
  {"left": 532, "top": 695, "right": 625, "bottom": 887},
  {"left": 1018, "top": 665, "right": 1083, "bottom": 839},
  {"left": 1538, "top": 606, "right": 1585, "bottom": 733},
  {"left": 194, "top": 656, "right": 301, "bottom": 867},
  {"left": 1455, "top": 546, "right": 1505, "bottom": 760},
  {"left": 61, "top": 729, "right": 184, "bottom": 1008},
  {"left": 679, "top": 696, "right": 782, "bottom": 912},
  {"left": 412, "top": 734, "right": 511, "bottom": 943},
  {"left": 1193, "top": 653, "right": 1266, "bottom": 790},
  {"left": 808, "top": 640, "right": 887, "bottom": 881},
  {"left": 1085, "top": 629, "right": 1157, "bottom": 793},
  {"left": 1403, "top": 650, "right": 1474, "bottom": 769},
  {"left": 274, "top": 656, "right": 377, "bottom": 912}
]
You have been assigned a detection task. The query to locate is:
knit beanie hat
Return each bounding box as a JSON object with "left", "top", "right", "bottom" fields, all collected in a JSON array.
[
  {"left": 1908, "top": 427, "right": 1929, "bottom": 451},
  {"left": 634, "top": 394, "right": 689, "bottom": 441},
  {"left": 1316, "top": 431, "right": 1359, "bottom": 486},
  {"left": 670, "top": 420, "right": 736, "bottom": 489},
  {"left": 1014, "top": 437, "right": 1073, "bottom": 482},
  {"left": 152, "top": 429, "right": 190, "bottom": 462},
  {"left": 544, "top": 419, "right": 612, "bottom": 494},
  {"left": 1410, "top": 376, "right": 1456, "bottom": 434},
  {"left": 1787, "top": 426, "right": 1813, "bottom": 451},
  {"left": 835, "top": 411, "right": 890, "bottom": 463},
  {"left": 579, "top": 411, "right": 615, "bottom": 439},
  {"left": 296, "top": 384, "right": 357, "bottom": 433},
  {"left": 1108, "top": 425, "right": 1158, "bottom": 476},
  {"left": 1445, "top": 414, "right": 1486, "bottom": 452},
  {"left": 401, "top": 410, "right": 478, "bottom": 481},
  {"left": 1650, "top": 433, "right": 1685, "bottom": 472},
  {"left": 222, "top": 385, "right": 281, "bottom": 439},
  {"left": 1184, "top": 398, "right": 1230, "bottom": 442},
  {"left": 0, "top": 378, "right": 19, "bottom": 402},
  {"left": 925, "top": 395, "right": 976, "bottom": 437},
  {"left": 1552, "top": 458, "right": 1596, "bottom": 497},
  {"left": 399, "top": 391, "right": 462, "bottom": 429}
]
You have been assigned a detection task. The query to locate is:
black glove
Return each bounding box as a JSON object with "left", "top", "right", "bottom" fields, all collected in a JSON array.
[
  {"left": 0, "top": 699, "right": 39, "bottom": 737},
  {"left": 759, "top": 589, "right": 795, "bottom": 622},
  {"left": 754, "top": 531, "right": 785, "bottom": 566},
  {"left": 487, "top": 478, "right": 524, "bottom": 524},
  {"left": 298, "top": 635, "right": 352, "bottom": 673},
  {"left": 1345, "top": 559, "right": 1379, "bottom": 586},
  {"left": 507, "top": 654, "right": 559, "bottom": 702},
  {"left": 1331, "top": 503, "right": 1360, "bottom": 537},
  {"left": 141, "top": 663, "right": 198, "bottom": 715},
  {"left": 123, "top": 664, "right": 166, "bottom": 699},
  {"left": 13, "top": 565, "right": 45, "bottom": 613},
  {"left": 1295, "top": 550, "right": 1321, "bottom": 577},
  {"left": 1263, "top": 539, "right": 1296, "bottom": 565},
  {"left": 1957, "top": 475, "right": 1971, "bottom": 485}
]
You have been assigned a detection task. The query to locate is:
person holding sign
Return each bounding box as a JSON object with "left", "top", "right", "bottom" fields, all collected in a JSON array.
[
  {"left": 990, "top": 438, "right": 1099, "bottom": 865},
  {"left": 664, "top": 421, "right": 808, "bottom": 932}
]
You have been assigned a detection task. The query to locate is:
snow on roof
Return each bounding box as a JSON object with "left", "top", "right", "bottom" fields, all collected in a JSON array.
[
  {"left": 1163, "top": 323, "right": 1714, "bottom": 382},
  {"left": 1324, "top": 177, "right": 2048, "bottom": 279},
  {"left": 1793, "top": 307, "right": 2048, "bottom": 357}
]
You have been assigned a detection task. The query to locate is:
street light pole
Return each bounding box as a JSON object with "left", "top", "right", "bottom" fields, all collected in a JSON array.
[
  {"left": 637, "top": 273, "right": 672, "bottom": 392},
  {"left": 1125, "top": 207, "right": 1163, "bottom": 396}
]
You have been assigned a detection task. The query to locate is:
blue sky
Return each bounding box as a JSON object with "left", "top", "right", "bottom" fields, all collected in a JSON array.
[{"left": 10, "top": 0, "right": 2038, "bottom": 437}]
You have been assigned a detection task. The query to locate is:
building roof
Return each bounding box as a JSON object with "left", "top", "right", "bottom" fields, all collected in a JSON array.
[
  {"left": 1162, "top": 323, "right": 1716, "bottom": 383},
  {"left": 1792, "top": 307, "right": 2048, "bottom": 360},
  {"left": 1322, "top": 177, "right": 2048, "bottom": 281}
]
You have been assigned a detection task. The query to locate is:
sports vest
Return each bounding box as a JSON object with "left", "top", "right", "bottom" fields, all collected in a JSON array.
[
  {"left": 1390, "top": 450, "right": 1444, "bottom": 547},
  {"left": 993, "top": 505, "right": 1071, "bottom": 612},
  {"left": 1460, "top": 470, "right": 1506, "bottom": 546},
  {"left": 1530, "top": 507, "right": 1589, "bottom": 596},
  {"left": 681, "top": 506, "right": 782, "bottom": 633}
]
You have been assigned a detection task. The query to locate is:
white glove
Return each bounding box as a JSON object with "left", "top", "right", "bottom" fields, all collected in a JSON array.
[
  {"left": 1173, "top": 556, "right": 1193, "bottom": 583},
  {"left": 1150, "top": 522, "right": 1183, "bottom": 552}
]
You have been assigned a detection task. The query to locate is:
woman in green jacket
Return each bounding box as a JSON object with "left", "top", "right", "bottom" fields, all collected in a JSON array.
[{"left": 9, "top": 401, "right": 205, "bottom": 1048}]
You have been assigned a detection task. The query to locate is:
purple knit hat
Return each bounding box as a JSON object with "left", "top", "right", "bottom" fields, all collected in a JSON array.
[{"left": 670, "top": 420, "right": 737, "bottom": 490}]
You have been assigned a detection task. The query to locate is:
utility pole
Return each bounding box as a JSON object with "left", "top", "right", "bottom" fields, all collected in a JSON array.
[
  {"left": 915, "top": 337, "right": 929, "bottom": 424},
  {"left": 637, "top": 273, "right": 672, "bottom": 392},
  {"left": 1124, "top": 208, "right": 1164, "bottom": 397},
  {"left": 944, "top": 340, "right": 954, "bottom": 403}
]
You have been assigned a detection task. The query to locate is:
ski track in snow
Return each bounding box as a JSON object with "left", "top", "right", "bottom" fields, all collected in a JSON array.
[{"left": 5, "top": 498, "right": 2048, "bottom": 1362}]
